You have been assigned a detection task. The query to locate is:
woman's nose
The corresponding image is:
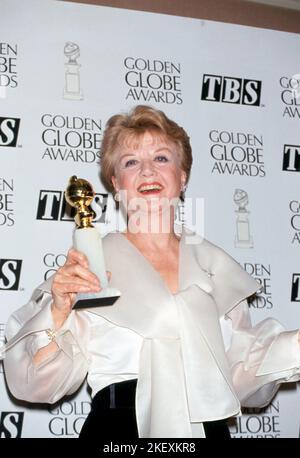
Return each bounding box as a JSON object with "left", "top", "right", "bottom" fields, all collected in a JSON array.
[{"left": 140, "top": 159, "right": 155, "bottom": 176}]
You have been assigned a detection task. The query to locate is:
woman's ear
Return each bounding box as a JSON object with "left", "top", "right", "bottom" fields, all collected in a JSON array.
[
  {"left": 111, "top": 175, "right": 121, "bottom": 205},
  {"left": 111, "top": 175, "right": 119, "bottom": 192},
  {"left": 180, "top": 171, "right": 187, "bottom": 189}
]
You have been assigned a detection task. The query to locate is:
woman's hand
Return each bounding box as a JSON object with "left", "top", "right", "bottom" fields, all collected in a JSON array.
[{"left": 51, "top": 248, "right": 109, "bottom": 329}]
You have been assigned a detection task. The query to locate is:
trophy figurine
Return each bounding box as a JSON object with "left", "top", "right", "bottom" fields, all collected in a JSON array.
[
  {"left": 234, "top": 189, "right": 253, "bottom": 249},
  {"left": 65, "top": 176, "right": 120, "bottom": 309},
  {"left": 63, "top": 42, "right": 83, "bottom": 100}
]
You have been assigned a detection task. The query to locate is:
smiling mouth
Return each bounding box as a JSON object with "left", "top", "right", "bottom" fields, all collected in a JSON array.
[{"left": 137, "top": 183, "right": 164, "bottom": 194}]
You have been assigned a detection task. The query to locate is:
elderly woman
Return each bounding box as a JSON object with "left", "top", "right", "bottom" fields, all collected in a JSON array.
[{"left": 2, "top": 105, "right": 300, "bottom": 439}]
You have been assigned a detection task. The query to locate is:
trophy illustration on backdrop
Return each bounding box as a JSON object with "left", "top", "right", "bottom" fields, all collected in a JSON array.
[
  {"left": 63, "top": 42, "right": 83, "bottom": 100},
  {"left": 233, "top": 188, "right": 254, "bottom": 248},
  {"left": 65, "top": 176, "right": 120, "bottom": 309}
]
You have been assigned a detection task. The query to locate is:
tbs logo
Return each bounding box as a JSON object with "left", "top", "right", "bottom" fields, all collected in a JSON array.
[
  {"left": 201, "top": 74, "right": 262, "bottom": 106},
  {"left": 0, "top": 259, "right": 22, "bottom": 290},
  {"left": 291, "top": 274, "right": 300, "bottom": 302},
  {"left": 36, "top": 190, "right": 108, "bottom": 222},
  {"left": 0, "top": 117, "right": 20, "bottom": 147},
  {"left": 0, "top": 412, "right": 24, "bottom": 438},
  {"left": 282, "top": 145, "right": 300, "bottom": 173}
]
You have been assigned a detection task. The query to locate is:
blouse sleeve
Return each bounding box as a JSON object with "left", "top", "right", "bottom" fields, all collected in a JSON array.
[
  {"left": 3, "top": 285, "right": 91, "bottom": 405},
  {"left": 226, "top": 299, "right": 300, "bottom": 407}
]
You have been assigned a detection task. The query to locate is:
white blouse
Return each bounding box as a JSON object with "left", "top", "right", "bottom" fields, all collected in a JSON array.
[{"left": 2, "top": 226, "right": 300, "bottom": 438}]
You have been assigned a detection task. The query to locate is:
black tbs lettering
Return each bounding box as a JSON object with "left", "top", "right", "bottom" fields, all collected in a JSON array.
[
  {"left": 36, "top": 190, "right": 108, "bottom": 223},
  {"left": 36, "top": 190, "right": 62, "bottom": 221},
  {"left": 201, "top": 74, "right": 261, "bottom": 106},
  {"left": 0, "top": 117, "right": 20, "bottom": 147},
  {"left": 291, "top": 274, "right": 300, "bottom": 302},
  {"left": 0, "top": 412, "right": 24, "bottom": 438},
  {"left": 0, "top": 259, "right": 22, "bottom": 290},
  {"left": 282, "top": 145, "right": 300, "bottom": 172}
]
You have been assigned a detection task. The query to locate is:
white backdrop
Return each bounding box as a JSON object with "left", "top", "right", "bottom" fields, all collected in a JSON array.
[{"left": 0, "top": 0, "right": 299, "bottom": 438}]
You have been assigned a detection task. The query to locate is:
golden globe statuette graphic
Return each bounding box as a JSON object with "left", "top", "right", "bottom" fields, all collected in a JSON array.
[
  {"left": 65, "top": 176, "right": 120, "bottom": 309},
  {"left": 234, "top": 189, "right": 253, "bottom": 248},
  {"left": 63, "top": 42, "right": 83, "bottom": 100}
]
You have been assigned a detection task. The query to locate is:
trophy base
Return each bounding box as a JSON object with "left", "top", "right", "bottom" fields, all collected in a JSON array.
[
  {"left": 63, "top": 91, "right": 83, "bottom": 100},
  {"left": 235, "top": 238, "right": 254, "bottom": 248},
  {"left": 73, "top": 287, "right": 121, "bottom": 310}
]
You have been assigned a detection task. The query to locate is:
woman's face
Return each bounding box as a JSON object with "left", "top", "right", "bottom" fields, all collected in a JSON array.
[{"left": 111, "top": 131, "right": 186, "bottom": 208}]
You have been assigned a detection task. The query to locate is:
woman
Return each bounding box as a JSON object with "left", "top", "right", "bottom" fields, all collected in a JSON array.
[{"left": 2, "top": 105, "right": 300, "bottom": 439}]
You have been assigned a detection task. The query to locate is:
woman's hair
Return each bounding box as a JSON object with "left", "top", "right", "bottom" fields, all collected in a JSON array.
[{"left": 100, "top": 105, "right": 193, "bottom": 193}]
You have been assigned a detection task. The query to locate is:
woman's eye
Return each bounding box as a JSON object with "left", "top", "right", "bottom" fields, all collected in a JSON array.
[
  {"left": 124, "top": 159, "right": 138, "bottom": 167},
  {"left": 155, "top": 155, "right": 168, "bottom": 162}
]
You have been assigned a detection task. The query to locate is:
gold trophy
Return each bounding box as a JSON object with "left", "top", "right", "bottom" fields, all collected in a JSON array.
[{"left": 65, "top": 176, "right": 120, "bottom": 309}]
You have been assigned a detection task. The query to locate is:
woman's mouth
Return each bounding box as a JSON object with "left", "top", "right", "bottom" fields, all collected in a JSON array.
[{"left": 137, "top": 182, "right": 163, "bottom": 195}]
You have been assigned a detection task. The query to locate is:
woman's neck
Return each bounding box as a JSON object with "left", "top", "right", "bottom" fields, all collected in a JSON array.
[
  {"left": 125, "top": 209, "right": 180, "bottom": 251},
  {"left": 125, "top": 229, "right": 180, "bottom": 252}
]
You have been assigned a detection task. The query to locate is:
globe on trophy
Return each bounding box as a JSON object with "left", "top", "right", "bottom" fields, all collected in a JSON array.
[
  {"left": 65, "top": 176, "right": 120, "bottom": 309},
  {"left": 233, "top": 189, "right": 253, "bottom": 248},
  {"left": 63, "top": 42, "right": 83, "bottom": 100}
]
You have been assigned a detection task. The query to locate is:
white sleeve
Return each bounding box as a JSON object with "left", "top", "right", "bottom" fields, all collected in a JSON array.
[
  {"left": 3, "top": 287, "right": 91, "bottom": 405},
  {"left": 225, "top": 300, "right": 300, "bottom": 407}
]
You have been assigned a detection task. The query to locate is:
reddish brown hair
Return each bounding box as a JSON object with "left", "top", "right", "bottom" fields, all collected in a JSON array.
[{"left": 100, "top": 105, "right": 192, "bottom": 193}]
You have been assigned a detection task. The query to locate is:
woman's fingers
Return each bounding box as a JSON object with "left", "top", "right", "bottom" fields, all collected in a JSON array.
[
  {"left": 56, "top": 263, "right": 100, "bottom": 286},
  {"left": 51, "top": 251, "right": 113, "bottom": 321},
  {"left": 52, "top": 251, "right": 112, "bottom": 300},
  {"left": 53, "top": 276, "right": 102, "bottom": 294},
  {"left": 66, "top": 248, "right": 89, "bottom": 268}
]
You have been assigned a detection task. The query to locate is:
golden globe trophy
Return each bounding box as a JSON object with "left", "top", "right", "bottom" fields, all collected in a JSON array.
[{"left": 65, "top": 176, "right": 120, "bottom": 309}]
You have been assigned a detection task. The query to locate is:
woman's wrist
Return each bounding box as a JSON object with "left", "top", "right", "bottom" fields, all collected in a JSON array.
[{"left": 51, "top": 302, "right": 71, "bottom": 330}]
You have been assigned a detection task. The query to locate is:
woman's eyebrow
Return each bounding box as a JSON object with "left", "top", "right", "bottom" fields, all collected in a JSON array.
[
  {"left": 154, "top": 147, "right": 172, "bottom": 153},
  {"left": 119, "top": 153, "right": 136, "bottom": 159}
]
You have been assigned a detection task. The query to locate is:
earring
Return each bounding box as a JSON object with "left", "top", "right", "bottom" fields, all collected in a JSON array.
[
  {"left": 180, "top": 184, "right": 187, "bottom": 201},
  {"left": 114, "top": 191, "right": 121, "bottom": 202}
]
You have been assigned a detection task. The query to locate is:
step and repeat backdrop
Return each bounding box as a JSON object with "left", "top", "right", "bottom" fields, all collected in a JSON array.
[{"left": 0, "top": 0, "right": 299, "bottom": 438}]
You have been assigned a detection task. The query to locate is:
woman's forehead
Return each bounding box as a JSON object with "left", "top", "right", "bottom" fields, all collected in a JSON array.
[{"left": 118, "top": 130, "right": 174, "bottom": 151}]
